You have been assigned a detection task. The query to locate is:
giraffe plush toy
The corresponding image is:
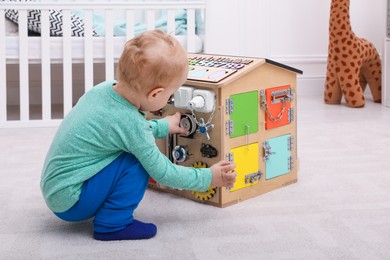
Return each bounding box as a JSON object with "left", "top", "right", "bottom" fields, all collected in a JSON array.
[{"left": 324, "top": 0, "right": 382, "bottom": 108}]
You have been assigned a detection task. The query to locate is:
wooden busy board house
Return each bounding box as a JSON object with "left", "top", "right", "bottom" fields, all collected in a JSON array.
[{"left": 148, "top": 53, "right": 303, "bottom": 207}]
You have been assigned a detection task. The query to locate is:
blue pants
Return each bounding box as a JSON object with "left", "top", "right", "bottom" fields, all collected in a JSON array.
[{"left": 55, "top": 153, "right": 150, "bottom": 233}]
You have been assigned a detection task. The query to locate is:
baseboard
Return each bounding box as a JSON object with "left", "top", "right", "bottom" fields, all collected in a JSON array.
[{"left": 269, "top": 55, "right": 327, "bottom": 97}]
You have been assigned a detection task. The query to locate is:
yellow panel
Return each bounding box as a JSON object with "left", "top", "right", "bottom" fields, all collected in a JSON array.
[{"left": 229, "top": 143, "right": 259, "bottom": 192}]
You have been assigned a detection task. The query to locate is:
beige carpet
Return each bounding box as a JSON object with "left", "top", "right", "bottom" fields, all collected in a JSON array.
[{"left": 1, "top": 96, "right": 390, "bottom": 259}]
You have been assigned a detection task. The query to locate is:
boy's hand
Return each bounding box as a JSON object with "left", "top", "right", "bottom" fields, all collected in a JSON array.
[
  {"left": 210, "top": 161, "right": 237, "bottom": 187},
  {"left": 166, "top": 112, "right": 188, "bottom": 135}
]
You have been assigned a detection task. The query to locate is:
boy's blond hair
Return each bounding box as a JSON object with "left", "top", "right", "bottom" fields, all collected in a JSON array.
[{"left": 116, "top": 29, "right": 188, "bottom": 92}]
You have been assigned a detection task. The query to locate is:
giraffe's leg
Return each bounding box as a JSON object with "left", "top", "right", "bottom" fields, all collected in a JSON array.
[
  {"left": 324, "top": 66, "right": 342, "bottom": 104},
  {"left": 359, "top": 73, "right": 367, "bottom": 92},
  {"left": 361, "top": 53, "right": 382, "bottom": 103},
  {"left": 339, "top": 72, "right": 365, "bottom": 108}
]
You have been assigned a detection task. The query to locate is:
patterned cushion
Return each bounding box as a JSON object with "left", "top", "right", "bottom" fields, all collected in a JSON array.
[{"left": 4, "top": 0, "right": 97, "bottom": 36}]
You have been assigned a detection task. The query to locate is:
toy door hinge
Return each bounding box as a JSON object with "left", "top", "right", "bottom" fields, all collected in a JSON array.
[
  {"left": 288, "top": 107, "right": 295, "bottom": 122},
  {"left": 225, "top": 120, "right": 234, "bottom": 135},
  {"left": 262, "top": 140, "right": 273, "bottom": 161},
  {"left": 245, "top": 171, "right": 263, "bottom": 184},
  {"left": 259, "top": 90, "right": 266, "bottom": 109},
  {"left": 225, "top": 98, "right": 234, "bottom": 114},
  {"left": 288, "top": 136, "right": 294, "bottom": 151},
  {"left": 288, "top": 87, "right": 295, "bottom": 102},
  {"left": 288, "top": 156, "right": 294, "bottom": 171},
  {"left": 225, "top": 152, "right": 235, "bottom": 190},
  {"left": 225, "top": 152, "right": 234, "bottom": 162}
]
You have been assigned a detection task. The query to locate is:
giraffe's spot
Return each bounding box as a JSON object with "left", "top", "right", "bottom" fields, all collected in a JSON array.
[
  {"left": 346, "top": 83, "right": 352, "bottom": 88},
  {"left": 335, "top": 48, "right": 340, "bottom": 53},
  {"left": 341, "top": 61, "right": 347, "bottom": 66},
  {"left": 348, "top": 75, "right": 353, "bottom": 80},
  {"left": 352, "top": 100, "right": 357, "bottom": 106},
  {"left": 335, "top": 68, "right": 340, "bottom": 73},
  {"left": 350, "top": 62, "right": 355, "bottom": 67},
  {"left": 340, "top": 76, "right": 345, "bottom": 82},
  {"left": 342, "top": 54, "right": 348, "bottom": 58},
  {"left": 344, "top": 68, "right": 351, "bottom": 73},
  {"left": 334, "top": 56, "right": 339, "bottom": 61},
  {"left": 349, "top": 91, "right": 355, "bottom": 97},
  {"left": 328, "top": 93, "right": 333, "bottom": 98}
]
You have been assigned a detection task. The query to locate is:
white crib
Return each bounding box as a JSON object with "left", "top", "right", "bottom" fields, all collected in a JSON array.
[{"left": 0, "top": 1, "right": 206, "bottom": 127}]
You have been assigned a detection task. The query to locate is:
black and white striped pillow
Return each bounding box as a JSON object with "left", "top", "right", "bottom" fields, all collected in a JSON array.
[{"left": 4, "top": 0, "right": 97, "bottom": 36}]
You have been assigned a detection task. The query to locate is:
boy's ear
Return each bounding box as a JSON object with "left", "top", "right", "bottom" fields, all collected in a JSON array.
[{"left": 147, "top": 87, "right": 164, "bottom": 101}]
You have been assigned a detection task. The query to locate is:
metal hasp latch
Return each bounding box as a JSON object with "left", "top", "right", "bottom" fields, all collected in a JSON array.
[
  {"left": 262, "top": 141, "right": 274, "bottom": 161},
  {"left": 271, "top": 88, "right": 294, "bottom": 104},
  {"left": 245, "top": 171, "right": 263, "bottom": 184},
  {"left": 260, "top": 88, "right": 295, "bottom": 123}
]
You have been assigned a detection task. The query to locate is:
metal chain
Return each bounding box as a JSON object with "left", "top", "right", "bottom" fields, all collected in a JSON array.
[
  {"left": 265, "top": 101, "right": 286, "bottom": 122},
  {"left": 189, "top": 98, "right": 217, "bottom": 126}
]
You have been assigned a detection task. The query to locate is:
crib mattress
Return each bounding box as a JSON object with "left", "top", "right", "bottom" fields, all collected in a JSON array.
[{"left": 5, "top": 34, "right": 203, "bottom": 64}]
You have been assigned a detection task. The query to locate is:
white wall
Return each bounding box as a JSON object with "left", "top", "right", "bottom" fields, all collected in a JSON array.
[{"left": 204, "top": 0, "right": 387, "bottom": 97}]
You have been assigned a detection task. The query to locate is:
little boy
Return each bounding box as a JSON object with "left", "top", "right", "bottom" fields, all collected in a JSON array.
[{"left": 40, "top": 29, "right": 237, "bottom": 241}]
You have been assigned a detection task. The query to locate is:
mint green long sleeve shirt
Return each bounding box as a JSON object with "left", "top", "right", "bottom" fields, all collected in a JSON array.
[{"left": 40, "top": 80, "right": 212, "bottom": 213}]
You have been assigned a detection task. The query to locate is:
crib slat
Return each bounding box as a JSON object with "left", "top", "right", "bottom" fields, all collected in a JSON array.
[
  {"left": 41, "top": 10, "right": 51, "bottom": 120},
  {"left": 84, "top": 10, "right": 94, "bottom": 92},
  {"left": 0, "top": 10, "right": 6, "bottom": 122},
  {"left": 126, "top": 10, "right": 135, "bottom": 40},
  {"left": 18, "top": 10, "right": 29, "bottom": 121},
  {"left": 146, "top": 10, "right": 156, "bottom": 31},
  {"left": 186, "top": 9, "right": 196, "bottom": 53},
  {"left": 167, "top": 10, "right": 175, "bottom": 35},
  {"left": 105, "top": 9, "right": 114, "bottom": 80},
  {"left": 62, "top": 10, "right": 73, "bottom": 116}
]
